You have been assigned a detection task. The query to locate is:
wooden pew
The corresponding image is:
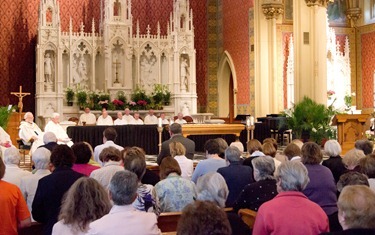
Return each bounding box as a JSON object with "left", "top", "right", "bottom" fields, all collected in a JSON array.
[{"left": 238, "top": 208, "right": 257, "bottom": 229}]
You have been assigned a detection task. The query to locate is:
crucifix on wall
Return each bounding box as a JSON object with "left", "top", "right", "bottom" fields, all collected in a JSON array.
[
  {"left": 11, "top": 86, "right": 30, "bottom": 114},
  {"left": 113, "top": 59, "right": 121, "bottom": 84}
]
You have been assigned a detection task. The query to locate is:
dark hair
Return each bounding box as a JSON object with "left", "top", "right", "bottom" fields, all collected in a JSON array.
[
  {"left": 247, "top": 139, "right": 262, "bottom": 153},
  {"left": 262, "top": 142, "right": 276, "bottom": 158},
  {"left": 360, "top": 154, "right": 375, "bottom": 178},
  {"left": 301, "top": 142, "right": 323, "bottom": 164},
  {"left": 170, "top": 123, "right": 182, "bottom": 134},
  {"left": 204, "top": 139, "right": 221, "bottom": 155},
  {"left": 123, "top": 147, "right": 146, "bottom": 180},
  {"left": 159, "top": 156, "right": 181, "bottom": 179},
  {"left": 0, "top": 157, "right": 5, "bottom": 179},
  {"left": 50, "top": 145, "right": 76, "bottom": 168},
  {"left": 355, "top": 140, "right": 374, "bottom": 155},
  {"left": 99, "top": 146, "right": 121, "bottom": 162},
  {"left": 337, "top": 171, "right": 369, "bottom": 192},
  {"left": 103, "top": 127, "right": 117, "bottom": 141},
  {"left": 283, "top": 143, "right": 301, "bottom": 160},
  {"left": 71, "top": 142, "right": 92, "bottom": 164},
  {"left": 177, "top": 200, "right": 231, "bottom": 235}
]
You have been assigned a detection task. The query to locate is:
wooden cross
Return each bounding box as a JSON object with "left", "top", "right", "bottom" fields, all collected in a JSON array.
[
  {"left": 11, "top": 86, "right": 30, "bottom": 114},
  {"left": 113, "top": 59, "right": 121, "bottom": 83}
]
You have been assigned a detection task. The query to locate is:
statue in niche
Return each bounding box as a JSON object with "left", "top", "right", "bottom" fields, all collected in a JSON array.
[
  {"left": 140, "top": 56, "right": 157, "bottom": 92},
  {"left": 180, "top": 58, "right": 189, "bottom": 91},
  {"left": 114, "top": 0, "right": 121, "bottom": 16},
  {"left": 44, "top": 53, "right": 54, "bottom": 83},
  {"left": 73, "top": 55, "right": 89, "bottom": 88}
]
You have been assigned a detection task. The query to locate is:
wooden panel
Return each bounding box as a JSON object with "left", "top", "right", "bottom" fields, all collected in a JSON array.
[{"left": 6, "top": 112, "right": 24, "bottom": 146}]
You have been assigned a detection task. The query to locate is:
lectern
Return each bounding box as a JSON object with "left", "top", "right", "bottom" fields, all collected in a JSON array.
[{"left": 331, "top": 114, "right": 369, "bottom": 154}]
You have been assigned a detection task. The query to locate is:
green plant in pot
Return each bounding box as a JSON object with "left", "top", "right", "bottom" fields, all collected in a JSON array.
[
  {"left": 281, "top": 96, "right": 337, "bottom": 145},
  {"left": 65, "top": 87, "right": 75, "bottom": 106},
  {"left": 76, "top": 89, "right": 88, "bottom": 110},
  {"left": 0, "top": 106, "right": 13, "bottom": 129}
]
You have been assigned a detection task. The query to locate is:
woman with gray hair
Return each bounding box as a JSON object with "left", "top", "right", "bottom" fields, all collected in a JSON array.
[
  {"left": 2, "top": 146, "right": 31, "bottom": 187},
  {"left": 322, "top": 139, "right": 346, "bottom": 183},
  {"left": 233, "top": 156, "right": 277, "bottom": 212},
  {"left": 196, "top": 172, "right": 251, "bottom": 235},
  {"left": 20, "top": 147, "right": 51, "bottom": 221},
  {"left": 253, "top": 161, "right": 329, "bottom": 234}
]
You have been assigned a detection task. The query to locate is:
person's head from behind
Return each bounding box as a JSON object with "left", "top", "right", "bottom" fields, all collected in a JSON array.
[
  {"left": 355, "top": 140, "right": 374, "bottom": 155},
  {"left": 43, "top": 131, "right": 57, "bottom": 144},
  {"left": 337, "top": 185, "right": 375, "bottom": 230},
  {"left": 224, "top": 146, "right": 241, "bottom": 164},
  {"left": 177, "top": 200, "right": 232, "bottom": 235},
  {"left": 71, "top": 142, "right": 92, "bottom": 164},
  {"left": 59, "top": 177, "right": 112, "bottom": 232},
  {"left": 99, "top": 146, "right": 121, "bottom": 163},
  {"left": 275, "top": 161, "right": 309, "bottom": 193},
  {"left": 50, "top": 145, "right": 76, "bottom": 169},
  {"left": 336, "top": 171, "right": 369, "bottom": 192},
  {"left": 291, "top": 139, "right": 303, "bottom": 149},
  {"left": 262, "top": 142, "right": 276, "bottom": 158},
  {"left": 196, "top": 172, "right": 228, "bottom": 208},
  {"left": 263, "top": 138, "right": 278, "bottom": 150},
  {"left": 32, "top": 147, "right": 51, "bottom": 170},
  {"left": 123, "top": 147, "right": 146, "bottom": 182},
  {"left": 324, "top": 139, "right": 342, "bottom": 157},
  {"left": 252, "top": 155, "right": 275, "bottom": 181},
  {"left": 103, "top": 127, "right": 117, "bottom": 142},
  {"left": 216, "top": 138, "right": 228, "bottom": 158},
  {"left": 343, "top": 148, "right": 365, "bottom": 170},
  {"left": 159, "top": 156, "right": 181, "bottom": 180},
  {"left": 109, "top": 170, "right": 138, "bottom": 206},
  {"left": 301, "top": 142, "right": 323, "bottom": 165},
  {"left": 247, "top": 139, "right": 262, "bottom": 154},
  {"left": 283, "top": 143, "right": 301, "bottom": 161},
  {"left": 360, "top": 154, "right": 375, "bottom": 179},
  {"left": 4, "top": 147, "right": 21, "bottom": 165},
  {"left": 169, "top": 141, "right": 186, "bottom": 158},
  {"left": 169, "top": 123, "right": 182, "bottom": 135},
  {"left": 204, "top": 139, "right": 221, "bottom": 156}
]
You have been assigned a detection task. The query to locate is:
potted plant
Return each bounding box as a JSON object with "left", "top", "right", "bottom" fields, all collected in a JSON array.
[
  {"left": 281, "top": 96, "right": 338, "bottom": 145},
  {"left": 76, "top": 89, "right": 88, "bottom": 110},
  {"left": 162, "top": 85, "right": 171, "bottom": 106},
  {"left": 65, "top": 87, "right": 75, "bottom": 106},
  {"left": 0, "top": 106, "right": 13, "bottom": 129}
]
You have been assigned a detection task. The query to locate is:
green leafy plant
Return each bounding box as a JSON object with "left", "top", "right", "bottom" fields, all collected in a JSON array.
[
  {"left": 281, "top": 96, "right": 338, "bottom": 145},
  {"left": 0, "top": 106, "right": 13, "bottom": 129},
  {"left": 76, "top": 89, "right": 88, "bottom": 109},
  {"left": 65, "top": 87, "right": 75, "bottom": 103}
]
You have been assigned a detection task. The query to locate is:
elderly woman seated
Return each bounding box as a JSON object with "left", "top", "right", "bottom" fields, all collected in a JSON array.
[
  {"left": 233, "top": 155, "right": 278, "bottom": 212},
  {"left": 253, "top": 161, "right": 329, "bottom": 234},
  {"left": 342, "top": 148, "right": 366, "bottom": 172},
  {"left": 196, "top": 172, "right": 251, "bottom": 235},
  {"left": 322, "top": 139, "right": 346, "bottom": 183},
  {"left": 153, "top": 156, "right": 196, "bottom": 213}
]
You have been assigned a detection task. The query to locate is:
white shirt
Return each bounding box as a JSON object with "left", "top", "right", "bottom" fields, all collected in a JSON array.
[
  {"left": 44, "top": 121, "right": 73, "bottom": 146},
  {"left": 123, "top": 114, "right": 135, "bottom": 123},
  {"left": 52, "top": 220, "right": 87, "bottom": 235},
  {"left": 0, "top": 126, "right": 12, "bottom": 145},
  {"left": 3, "top": 164, "right": 32, "bottom": 188},
  {"left": 96, "top": 115, "right": 114, "bottom": 126},
  {"left": 129, "top": 119, "right": 144, "bottom": 125},
  {"left": 90, "top": 161, "right": 124, "bottom": 189},
  {"left": 94, "top": 140, "right": 124, "bottom": 166},
  {"left": 114, "top": 118, "right": 128, "bottom": 125},
  {"left": 161, "top": 119, "right": 169, "bottom": 125},
  {"left": 19, "top": 121, "right": 44, "bottom": 154},
  {"left": 174, "top": 155, "right": 194, "bottom": 180},
  {"left": 79, "top": 113, "right": 97, "bottom": 125},
  {"left": 87, "top": 204, "right": 161, "bottom": 235},
  {"left": 20, "top": 169, "right": 51, "bottom": 221},
  {"left": 290, "top": 156, "right": 302, "bottom": 162},
  {"left": 144, "top": 115, "right": 158, "bottom": 125},
  {"left": 175, "top": 119, "right": 187, "bottom": 124}
]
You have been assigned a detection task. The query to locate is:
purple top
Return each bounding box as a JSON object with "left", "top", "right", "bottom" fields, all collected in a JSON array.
[
  {"left": 72, "top": 164, "right": 100, "bottom": 176},
  {"left": 302, "top": 164, "right": 337, "bottom": 215}
]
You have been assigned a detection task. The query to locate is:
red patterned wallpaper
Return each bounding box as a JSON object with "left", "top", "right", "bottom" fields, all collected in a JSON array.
[
  {"left": 222, "top": 0, "right": 253, "bottom": 105},
  {"left": 361, "top": 31, "right": 375, "bottom": 108},
  {"left": 0, "top": 0, "right": 207, "bottom": 109}
]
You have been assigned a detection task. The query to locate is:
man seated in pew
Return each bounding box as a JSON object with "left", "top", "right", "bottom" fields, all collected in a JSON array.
[
  {"left": 129, "top": 112, "right": 144, "bottom": 125},
  {"left": 144, "top": 109, "right": 158, "bottom": 125},
  {"left": 19, "top": 112, "right": 44, "bottom": 155},
  {"left": 79, "top": 107, "right": 97, "bottom": 126},
  {"left": 44, "top": 112, "right": 73, "bottom": 146},
  {"left": 113, "top": 111, "right": 127, "bottom": 125},
  {"left": 87, "top": 171, "right": 161, "bottom": 235},
  {"left": 94, "top": 127, "right": 124, "bottom": 166},
  {"left": 96, "top": 109, "right": 113, "bottom": 126}
]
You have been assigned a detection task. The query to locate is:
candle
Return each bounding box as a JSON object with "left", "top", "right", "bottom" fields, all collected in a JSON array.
[
  {"left": 158, "top": 117, "right": 162, "bottom": 127},
  {"left": 250, "top": 116, "right": 255, "bottom": 126},
  {"left": 246, "top": 117, "right": 251, "bottom": 127}
]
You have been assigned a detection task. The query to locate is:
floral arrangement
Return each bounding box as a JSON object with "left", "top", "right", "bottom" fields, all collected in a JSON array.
[
  {"left": 327, "top": 90, "right": 335, "bottom": 99},
  {"left": 344, "top": 92, "right": 355, "bottom": 109}
]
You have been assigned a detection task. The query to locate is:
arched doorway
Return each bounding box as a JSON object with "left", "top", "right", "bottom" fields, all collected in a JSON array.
[{"left": 217, "top": 51, "right": 237, "bottom": 123}]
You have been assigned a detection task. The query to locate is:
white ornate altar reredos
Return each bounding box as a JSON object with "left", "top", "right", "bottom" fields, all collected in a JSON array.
[{"left": 35, "top": 0, "right": 197, "bottom": 123}]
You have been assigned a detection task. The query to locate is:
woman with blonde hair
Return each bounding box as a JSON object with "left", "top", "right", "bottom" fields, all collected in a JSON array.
[
  {"left": 342, "top": 148, "right": 365, "bottom": 171},
  {"left": 52, "top": 177, "right": 112, "bottom": 234},
  {"left": 169, "top": 141, "right": 193, "bottom": 180}
]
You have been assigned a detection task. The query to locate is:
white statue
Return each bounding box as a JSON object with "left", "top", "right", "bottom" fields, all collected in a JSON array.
[
  {"left": 180, "top": 58, "right": 189, "bottom": 91},
  {"left": 44, "top": 53, "right": 54, "bottom": 83}
]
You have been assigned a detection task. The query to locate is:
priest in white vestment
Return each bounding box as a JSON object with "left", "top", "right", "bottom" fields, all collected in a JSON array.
[
  {"left": 79, "top": 107, "right": 97, "bottom": 125},
  {"left": 129, "top": 112, "right": 144, "bottom": 125},
  {"left": 175, "top": 112, "right": 187, "bottom": 124},
  {"left": 44, "top": 113, "right": 73, "bottom": 146},
  {"left": 123, "top": 108, "right": 135, "bottom": 123},
  {"left": 114, "top": 112, "right": 128, "bottom": 125},
  {"left": 0, "top": 126, "right": 14, "bottom": 156},
  {"left": 97, "top": 109, "right": 114, "bottom": 126},
  {"left": 19, "top": 112, "right": 44, "bottom": 155},
  {"left": 159, "top": 113, "right": 170, "bottom": 125},
  {"left": 144, "top": 109, "right": 158, "bottom": 124}
]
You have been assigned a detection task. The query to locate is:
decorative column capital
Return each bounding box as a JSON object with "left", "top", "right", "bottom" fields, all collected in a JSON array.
[
  {"left": 346, "top": 8, "right": 362, "bottom": 26},
  {"left": 261, "top": 2, "right": 284, "bottom": 20},
  {"left": 305, "top": 0, "right": 334, "bottom": 8}
]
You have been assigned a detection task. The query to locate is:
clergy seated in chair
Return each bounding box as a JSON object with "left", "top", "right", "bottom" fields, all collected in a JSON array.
[
  {"left": 19, "top": 112, "right": 44, "bottom": 155},
  {"left": 68, "top": 117, "right": 79, "bottom": 126},
  {"left": 79, "top": 107, "right": 97, "bottom": 126},
  {"left": 129, "top": 112, "right": 144, "bottom": 125},
  {"left": 174, "top": 112, "right": 187, "bottom": 124},
  {"left": 96, "top": 109, "right": 114, "bottom": 126},
  {"left": 44, "top": 113, "right": 73, "bottom": 146}
]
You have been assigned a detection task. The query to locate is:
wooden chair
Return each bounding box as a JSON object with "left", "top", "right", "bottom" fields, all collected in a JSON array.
[
  {"left": 238, "top": 208, "right": 257, "bottom": 229},
  {"left": 68, "top": 117, "right": 79, "bottom": 125},
  {"left": 157, "top": 211, "right": 182, "bottom": 233},
  {"left": 183, "top": 116, "right": 194, "bottom": 123}
]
